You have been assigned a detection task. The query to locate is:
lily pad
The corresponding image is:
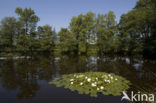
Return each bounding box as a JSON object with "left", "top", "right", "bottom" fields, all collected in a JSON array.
[{"left": 49, "top": 72, "right": 131, "bottom": 97}]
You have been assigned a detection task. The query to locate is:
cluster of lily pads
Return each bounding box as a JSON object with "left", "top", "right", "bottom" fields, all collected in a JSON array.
[{"left": 49, "top": 72, "right": 130, "bottom": 97}]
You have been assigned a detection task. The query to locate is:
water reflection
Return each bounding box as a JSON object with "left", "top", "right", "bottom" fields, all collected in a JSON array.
[{"left": 0, "top": 55, "right": 156, "bottom": 101}]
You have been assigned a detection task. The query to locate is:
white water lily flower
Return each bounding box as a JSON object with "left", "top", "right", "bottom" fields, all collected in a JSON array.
[
  {"left": 71, "top": 82, "right": 73, "bottom": 85},
  {"left": 80, "top": 82, "right": 83, "bottom": 85},
  {"left": 91, "top": 83, "right": 96, "bottom": 87},
  {"left": 85, "top": 76, "right": 88, "bottom": 79},
  {"left": 97, "top": 88, "right": 100, "bottom": 91},
  {"left": 70, "top": 79, "right": 74, "bottom": 81},
  {"left": 96, "top": 77, "right": 98, "bottom": 81},
  {"left": 115, "top": 78, "right": 118, "bottom": 81},
  {"left": 110, "top": 76, "right": 113, "bottom": 80},
  {"left": 108, "top": 74, "right": 111, "bottom": 77},
  {"left": 100, "top": 86, "right": 104, "bottom": 90},
  {"left": 105, "top": 80, "right": 110, "bottom": 83},
  {"left": 87, "top": 78, "right": 91, "bottom": 82}
]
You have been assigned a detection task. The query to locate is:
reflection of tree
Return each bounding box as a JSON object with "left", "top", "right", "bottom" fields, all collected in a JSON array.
[
  {"left": 37, "top": 56, "right": 57, "bottom": 80},
  {"left": 0, "top": 59, "right": 18, "bottom": 90},
  {"left": 96, "top": 56, "right": 156, "bottom": 94},
  {"left": 56, "top": 55, "right": 87, "bottom": 74},
  {"left": 0, "top": 56, "right": 56, "bottom": 99},
  {"left": 0, "top": 59, "right": 40, "bottom": 99},
  {"left": 17, "top": 81, "right": 39, "bottom": 99},
  {"left": 0, "top": 55, "right": 156, "bottom": 100},
  {"left": 56, "top": 55, "right": 156, "bottom": 91}
]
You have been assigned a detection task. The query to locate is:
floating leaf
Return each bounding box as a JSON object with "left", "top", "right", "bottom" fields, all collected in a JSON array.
[{"left": 49, "top": 72, "right": 131, "bottom": 97}]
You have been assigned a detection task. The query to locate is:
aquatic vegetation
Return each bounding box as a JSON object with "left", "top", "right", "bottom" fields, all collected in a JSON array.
[{"left": 49, "top": 72, "right": 131, "bottom": 97}]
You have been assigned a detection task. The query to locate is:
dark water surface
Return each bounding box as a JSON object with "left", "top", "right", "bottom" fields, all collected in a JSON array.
[{"left": 0, "top": 55, "right": 156, "bottom": 103}]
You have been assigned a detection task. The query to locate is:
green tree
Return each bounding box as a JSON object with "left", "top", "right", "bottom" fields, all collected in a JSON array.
[
  {"left": 15, "top": 8, "right": 39, "bottom": 53},
  {"left": 37, "top": 25, "right": 56, "bottom": 52},
  {"left": 69, "top": 12, "right": 96, "bottom": 54},
  {"left": 96, "top": 11, "right": 118, "bottom": 55},
  {"left": 134, "top": 0, "right": 156, "bottom": 57},
  {"left": 15, "top": 8, "right": 39, "bottom": 36},
  {"left": 57, "top": 28, "right": 76, "bottom": 54},
  {"left": 0, "top": 17, "right": 17, "bottom": 52},
  {"left": 118, "top": 0, "right": 156, "bottom": 56}
]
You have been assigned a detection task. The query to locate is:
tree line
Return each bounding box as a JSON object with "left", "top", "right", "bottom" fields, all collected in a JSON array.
[{"left": 0, "top": 0, "right": 156, "bottom": 57}]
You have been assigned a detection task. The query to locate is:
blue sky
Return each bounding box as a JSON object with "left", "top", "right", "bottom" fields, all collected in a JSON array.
[{"left": 0, "top": 0, "right": 137, "bottom": 31}]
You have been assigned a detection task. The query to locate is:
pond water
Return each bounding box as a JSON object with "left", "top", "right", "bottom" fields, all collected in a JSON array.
[{"left": 0, "top": 55, "right": 156, "bottom": 103}]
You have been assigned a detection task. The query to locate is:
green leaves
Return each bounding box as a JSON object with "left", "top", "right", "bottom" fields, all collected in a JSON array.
[
  {"left": 57, "top": 28, "right": 76, "bottom": 54},
  {"left": 38, "top": 25, "right": 56, "bottom": 52},
  {"left": 0, "top": 17, "right": 17, "bottom": 51},
  {"left": 1, "top": 0, "right": 155, "bottom": 57},
  {"left": 14, "top": 8, "right": 40, "bottom": 53},
  {"left": 96, "top": 11, "right": 118, "bottom": 55},
  {"left": 49, "top": 72, "right": 131, "bottom": 97},
  {"left": 118, "top": 0, "right": 156, "bottom": 56},
  {"left": 57, "top": 11, "right": 118, "bottom": 55}
]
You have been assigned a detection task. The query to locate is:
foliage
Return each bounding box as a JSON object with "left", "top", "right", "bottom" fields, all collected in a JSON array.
[
  {"left": 15, "top": 8, "right": 40, "bottom": 53},
  {"left": 96, "top": 11, "right": 118, "bottom": 55},
  {"left": 37, "top": 25, "right": 56, "bottom": 52},
  {"left": 57, "top": 28, "right": 76, "bottom": 54},
  {"left": 0, "top": 0, "right": 156, "bottom": 57},
  {"left": 69, "top": 12, "right": 96, "bottom": 54},
  {"left": 49, "top": 72, "right": 131, "bottom": 97},
  {"left": 0, "top": 17, "right": 17, "bottom": 52},
  {"left": 118, "top": 0, "right": 156, "bottom": 56},
  {"left": 15, "top": 8, "right": 39, "bottom": 35}
]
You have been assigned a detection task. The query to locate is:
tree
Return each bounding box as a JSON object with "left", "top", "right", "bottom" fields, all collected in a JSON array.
[
  {"left": 96, "top": 11, "right": 118, "bottom": 55},
  {"left": 118, "top": 11, "right": 144, "bottom": 54},
  {"left": 134, "top": 0, "right": 156, "bottom": 57},
  {"left": 15, "top": 8, "right": 39, "bottom": 53},
  {"left": 82, "top": 12, "right": 96, "bottom": 54},
  {"left": 69, "top": 12, "right": 96, "bottom": 54},
  {"left": 118, "top": 0, "right": 156, "bottom": 56},
  {"left": 37, "top": 25, "right": 56, "bottom": 52},
  {"left": 57, "top": 28, "right": 76, "bottom": 54},
  {"left": 15, "top": 8, "right": 39, "bottom": 36},
  {"left": 69, "top": 14, "right": 84, "bottom": 54},
  {"left": 0, "top": 17, "right": 17, "bottom": 52}
]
